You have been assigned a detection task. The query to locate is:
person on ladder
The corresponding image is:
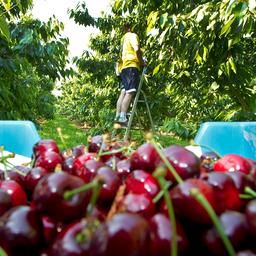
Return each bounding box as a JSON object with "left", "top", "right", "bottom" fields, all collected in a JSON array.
[{"left": 115, "top": 22, "right": 146, "bottom": 124}]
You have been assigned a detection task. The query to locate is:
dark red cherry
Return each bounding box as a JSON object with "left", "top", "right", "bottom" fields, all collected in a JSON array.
[
  {"left": 202, "top": 210, "right": 249, "bottom": 255},
  {"left": 33, "top": 139, "right": 60, "bottom": 157},
  {"left": 130, "top": 143, "right": 160, "bottom": 173},
  {"left": 0, "top": 189, "right": 12, "bottom": 216},
  {"left": 75, "top": 159, "right": 105, "bottom": 183},
  {"left": 125, "top": 170, "right": 160, "bottom": 198},
  {"left": 116, "top": 158, "right": 132, "bottom": 181},
  {"left": 88, "top": 135, "right": 108, "bottom": 153},
  {"left": 96, "top": 166, "right": 121, "bottom": 206},
  {"left": 0, "top": 179, "right": 27, "bottom": 206},
  {"left": 205, "top": 172, "right": 242, "bottom": 214},
  {"left": 41, "top": 215, "right": 58, "bottom": 246},
  {"left": 90, "top": 213, "right": 151, "bottom": 256},
  {"left": 62, "top": 157, "right": 77, "bottom": 175},
  {"left": 50, "top": 218, "right": 98, "bottom": 256},
  {"left": 237, "top": 250, "right": 256, "bottom": 256},
  {"left": 73, "top": 152, "right": 96, "bottom": 171},
  {"left": 163, "top": 178, "right": 217, "bottom": 224},
  {"left": 149, "top": 213, "right": 189, "bottom": 256},
  {"left": 245, "top": 199, "right": 256, "bottom": 239},
  {"left": 34, "top": 151, "right": 63, "bottom": 172},
  {"left": 33, "top": 172, "right": 89, "bottom": 222},
  {"left": 0, "top": 206, "right": 43, "bottom": 256},
  {"left": 160, "top": 145, "right": 200, "bottom": 183},
  {"left": 71, "top": 144, "right": 85, "bottom": 158},
  {"left": 25, "top": 166, "right": 50, "bottom": 194},
  {"left": 121, "top": 193, "right": 156, "bottom": 218},
  {"left": 213, "top": 154, "right": 252, "bottom": 174}
]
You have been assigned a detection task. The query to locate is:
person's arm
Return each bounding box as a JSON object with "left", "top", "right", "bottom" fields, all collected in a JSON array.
[{"left": 136, "top": 48, "right": 146, "bottom": 67}]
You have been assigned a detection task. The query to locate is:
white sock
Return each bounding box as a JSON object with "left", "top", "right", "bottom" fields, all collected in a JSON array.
[{"left": 120, "top": 112, "right": 126, "bottom": 118}]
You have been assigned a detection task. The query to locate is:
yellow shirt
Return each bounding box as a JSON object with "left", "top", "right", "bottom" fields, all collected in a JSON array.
[{"left": 121, "top": 32, "right": 141, "bottom": 70}]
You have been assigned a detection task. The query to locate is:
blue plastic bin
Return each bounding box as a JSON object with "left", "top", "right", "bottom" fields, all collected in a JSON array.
[
  {"left": 194, "top": 122, "right": 256, "bottom": 160},
  {"left": 0, "top": 121, "right": 41, "bottom": 157}
]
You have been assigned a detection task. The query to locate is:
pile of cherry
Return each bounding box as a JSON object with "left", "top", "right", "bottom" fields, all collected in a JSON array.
[{"left": 0, "top": 135, "right": 256, "bottom": 256}]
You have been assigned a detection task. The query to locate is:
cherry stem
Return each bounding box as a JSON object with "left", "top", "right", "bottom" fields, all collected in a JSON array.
[
  {"left": 244, "top": 186, "right": 256, "bottom": 198},
  {"left": 97, "top": 146, "right": 127, "bottom": 157},
  {"left": 151, "top": 139, "right": 183, "bottom": 184},
  {"left": 190, "top": 188, "right": 236, "bottom": 256},
  {"left": 57, "top": 127, "right": 68, "bottom": 149},
  {"left": 0, "top": 246, "right": 7, "bottom": 256},
  {"left": 240, "top": 194, "right": 253, "bottom": 199},
  {"left": 153, "top": 180, "right": 171, "bottom": 204},
  {"left": 64, "top": 180, "right": 99, "bottom": 201},
  {"left": 86, "top": 179, "right": 102, "bottom": 216},
  {"left": 157, "top": 175, "right": 177, "bottom": 256}
]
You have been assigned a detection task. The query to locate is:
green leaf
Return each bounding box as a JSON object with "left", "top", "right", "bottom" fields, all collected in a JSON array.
[
  {"left": 147, "top": 11, "right": 159, "bottom": 34},
  {"left": 153, "top": 64, "right": 161, "bottom": 75},
  {"left": 1, "top": 0, "right": 11, "bottom": 11},
  {"left": 0, "top": 13, "right": 10, "bottom": 41},
  {"left": 249, "top": 0, "right": 256, "bottom": 12},
  {"left": 220, "top": 16, "right": 235, "bottom": 36},
  {"left": 225, "top": 0, "right": 237, "bottom": 15},
  {"left": 228, "top": 56, "right": 236, "bottom": 74},
  {"left": 159, "top": 13, "right": 168, "bottom": 29},
  {"left": 210, "top": 82, "right": 219, "bottom": 91}
]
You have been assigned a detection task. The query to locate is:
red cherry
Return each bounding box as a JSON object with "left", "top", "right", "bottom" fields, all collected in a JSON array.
[
  {"left": 121, "top": 193, "right": 156, "bottom": 218},
  {"left": 0, "top": 180, "right": 27, "bottom": 206},
  {"left": 202, "top": 210, "right": 249, "bottom": 255},
  {"left": 33, "top": 172, "right": 89, "bottom": 222},
  {"left": 205, "top": 172, "right": 242, "bottom": 214},
  {"left": 73, "top": 152, "right": 96, "bottom": 170},
  {"left": 61, "top": 157, "right": 76, "bottom": 175},
  {"left": 90, "top": 213, "right": 151, "bottom": 256},
  {"left": 0, "top": 206, "right": 43, "bottom": 255},
  {"left": 213, "top": 154, "right": 252, "bottom": 174},
  {"left": 130, "top": 143, "right": 160, "bottom": 173},
  {"left": 50, "top": 219, "right": 95, "bottom": 255},
  {"left": 245, "top": 199, "right": 256, "bottom": 239},
  {"left": 0, "top": 189, "right": 12, "bottom": 216},
  {"left": 160, "top": 145, "right": 200, "bottom": 183},
  {"left": 25, "top": 166, "right": 50, "bottom": 194},
  {"left": 75, "top": 159, "right": 105, "bottom": 183},
  {"left": 116, "top": 158, "right": 132, "bottom": 181},
  {"left": 88, "top": 135, "right": 108, "bottom": 153},
  {"left": 41, "top": 215, "right": 58, "bottom": 245},
  {"left": 33, "top": 139, "right": 60, "bottom": 157},
  {"left": 35, "top": 151, "right": 63, "bottom": 172},
  {"left": 162, "top": 178, "right": 217, "bottom": 224},
  {"left": 125, "top": 170, "right": 160, "bottom": 198},
  {"left": 149, "top": 213, "right": 189, "bottom": 256}
]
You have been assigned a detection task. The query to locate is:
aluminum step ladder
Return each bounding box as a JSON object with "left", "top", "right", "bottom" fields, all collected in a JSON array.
[{"left": 112, "top": 67, "right": 155, "bottom": 141}]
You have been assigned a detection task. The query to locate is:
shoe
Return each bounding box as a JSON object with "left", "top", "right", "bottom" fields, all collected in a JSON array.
[{"left": 117, "top": 116, "right": 128, "bottom": 123}]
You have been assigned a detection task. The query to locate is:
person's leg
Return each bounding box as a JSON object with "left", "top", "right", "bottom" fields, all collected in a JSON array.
[
  {"left": 121, "top": 92, "right": 135, "bottom": 113},
  {"left": 115, "top": 90, "right": 125, "bottom": 120}
]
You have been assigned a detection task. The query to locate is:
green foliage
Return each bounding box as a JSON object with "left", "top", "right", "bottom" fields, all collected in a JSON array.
[
  {"left": 0, "top": 1, "right": 72, "bottom": 121},
  {"left": 60, "top": 0, "right": 255, "bottom": 140}
]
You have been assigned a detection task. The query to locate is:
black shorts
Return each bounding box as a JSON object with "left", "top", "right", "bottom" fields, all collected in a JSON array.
[{"left": 120, "top": 67, "right": 140, "bottom": 93}]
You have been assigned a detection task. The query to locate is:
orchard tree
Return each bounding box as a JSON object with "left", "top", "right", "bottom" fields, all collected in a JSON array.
[{"left": 0, "top": 1, "right": 72, "bottom": 121}]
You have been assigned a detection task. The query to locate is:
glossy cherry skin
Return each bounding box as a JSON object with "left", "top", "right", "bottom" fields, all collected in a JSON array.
[
  {"left": 33, "top": 139, "right": 60, "bottom": 157},
  {"left": 149, "top": 213, "right": 189, "bottom": 256},
  {"left": 73, "top": 152, "right": 96, "bottom": 171},
  {"left": 205, "top": 172, "right": 242, "bottom": 214},
  {"left": 34, "top": 151, "right": 63, "bottom": 172},
  {"left": 0, "top": 179, "right": 27, "bottom": 206},
  {"left": 33, "top": 172, "right": 89, "bottom": 223},
  {"left": 245, "top": 199, "right": 256, "bottom": 239},
  {"left": 25, "top": 167, "right": 50, "bottom": 194},
  {"left": 50, "top": 219, "right": 96, "bottom": 256},
  {"left": 237, "top": 250, "right": 256, "bottom": 256},
  {"left": 61, "top": 157, "right": 77, "bottom": 175},
  {"left": 96, "top": 166, "right": 121, "bottom": 206},
  {"left": 0, "top": 205, "right": 43, "bottom": 256},
  {"left": 41, "top": 215, "right": 58, "bottom": 246},
  {"left": 162, "top": 178, "right": 217, "bottom": 225},
  {"left": 202, "top": 210, "right": 249, "bottom": 255},
  {"left": 0, "top": 189, "right": 12, "bottom": 216},
  {"left": 90, "top": 213, "right": 151, "bottom": 256},
  {"left": 125, "top": 170, "right": 160, "bottom": 198},
  {"left": 130, "top": 143, "right": 160, "bottom": 173},
  {"left": 160, "top": 145, "right": 200, "bottom": 183},
  {"left": 213, "top": 154, "right": 252, "bottom": 174},
  {"left": 75, "top": 159, "right": 105, "bottom": 183},
  {"left": 88, "top": 135, "right": 108, "bottom": 153},
  {"left": 71, "top": 144, "right": 86, "bottom": 158},
  {"left": 116, "top": 158, "right": 132, "bottom": 181},
  {"left": 121, "top": 193, "right": 156, "bottom": 218}
]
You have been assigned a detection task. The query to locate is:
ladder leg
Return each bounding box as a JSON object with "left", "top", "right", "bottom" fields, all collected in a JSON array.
[{"left": 141, "top": 90, "right": 155, "bottom": 133}]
